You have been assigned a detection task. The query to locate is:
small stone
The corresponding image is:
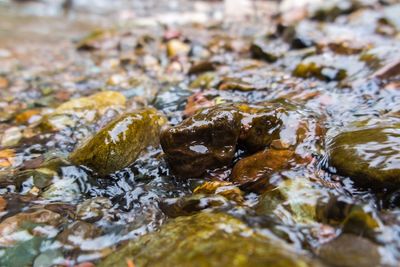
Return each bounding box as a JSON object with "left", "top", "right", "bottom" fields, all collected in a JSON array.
[
  {"left": 166, "top": 39, "right": 190, "bottom": 58},
  {"left": 76, "top": 197, "right": 112, "bottom": 222},
  {"left": 231, "top": 148, "right": 296, "bottom": 191},
  {"left": 193, "top": 181, "right": 244, "bottom": 203},
  {"left": 1, "top": 127, "right": 22, "bottom": 147}
]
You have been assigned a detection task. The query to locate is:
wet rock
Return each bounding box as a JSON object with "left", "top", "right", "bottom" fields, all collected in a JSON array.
[
  {"left": 41, "top": 166, "right": 88, "bottom": 202},
  {"left": 317, "top": 234, "right": 381, "bottom": 267},
  {"left": 152, "top": 85, "right": 192, "bottom": 116},
  {"left": 70, "top": 108, "right": 166, "bottom": 176},
  {"left": 293, "top": 61, "right": 347, "bottom": 81},
  {"left": 33, "top": 249, "right": 63, "bottom": 267},
  {"left": 193, "top": 181, "right": 244, "bottom": 203},
  {"left": 231, "top": 148, "right": 297, "bottom": 191},
  {"left": 218, "top": 77, "right": 258, "bottom": 91},
  {"left": 189, "top": 72, "right": 218, "bottom": 89},
  {"left": 53, "top": 91, "right": 126, "bottom": 115},
  {"left": 188, "top": 60, "right": 216, "bottom": 75},
  {"left": 42, "top": 91, "right": 126, "bottom": 131},
  {"left": 16, "top": 167, "right": 58, "bottom": 189},
  {"left": 160, "top": 104, "right": 241, "bottom": 177},
  {"left": 237, "top": 103, "right": 285, "bottom": 151},
  {"left": 76, "top": 29, "right": 116, "bottom": 50},
  {"left": 0, "top": 209, "right": 62, "bottom": 246},
  {"left": 250, "top": 39, "right": 289, "bottom": 62},
  {"left": 309, "top": 0, "right": 361, "bottom": 21},
  {"left": 237, "top": 102, "right": 323, "bottom": 153},
  {"left": 328, "top": 122, "right": 400, "bottom": 189},
  {"left": 76, "top": 197, "right": 112, "bottom": 223},
  {"left": 57, "top": 221, "right": 101, "bottom": 249},
  {"left": 1, "top": 126, "right": 22, "bottom": 147},
  {"left": 0, "top": 236, "right": 44, "bottom": 267},
  {"left": 159, "top": 194, "right": 229, "bottom": 218},
  {"left": 99, "top": 212, "right": 322, "bottom": 267},
  {"left": 0, "top": 149, "right": 15, "bottom": 168},
  {"left": 166, "top": 39, "right": 190, "bottom": 58},
  {"left": 162, "top": 102, "right": 322, "bottom": 178},
  {"left": 256, "top": 178, "right": 327, "bottom": 224},
  {"left": 183, "top": 92, "right": 216, "bottom": 117}
]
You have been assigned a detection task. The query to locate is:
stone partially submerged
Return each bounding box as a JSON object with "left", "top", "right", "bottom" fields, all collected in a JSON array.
[
  {"left": 160, "top": 104, "right": 241, "bottom": 177},
  {"left": 69, "top": 108, "right": 166, "bottom": 176},
  {"left": 161, "top": 102, "right": 323, "bottom": 178},
  {"left": 99, "top": 212, "right": 323, "bottom": 267},
  {"left": 328, "top": 121, "right": 400, "bottom": 190}
]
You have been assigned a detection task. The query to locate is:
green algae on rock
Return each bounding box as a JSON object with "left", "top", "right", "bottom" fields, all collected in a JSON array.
[
  {"left": 98, "top": 212, "right": 323, "bottom": 267},
  {"left": 69, "top": 108, "right": 166, "bottom": 176},
  {"left": 328, "top": 122, "right": 400, "bottom": 189}
]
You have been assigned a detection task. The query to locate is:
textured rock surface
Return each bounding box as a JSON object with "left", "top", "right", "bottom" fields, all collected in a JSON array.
[
  {"left": 329, "top": 122, "right": 400, "bottom": 189},
  {"left": 70, "top": 108, "right": 166, "bottom": 176},
  {"left": 160, "top": 104, "right": 241, "bottom": 177},
  {"left": 99, "top": 212, "right": 323, "bottom": 267}
]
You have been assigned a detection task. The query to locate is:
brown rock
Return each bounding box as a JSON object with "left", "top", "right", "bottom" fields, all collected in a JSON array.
[
  {"left": 231, "top": 148, "right": 296, "bottom": 191},
  {"left": 161, "top": 104, "right": 241, "bottom": 177}
]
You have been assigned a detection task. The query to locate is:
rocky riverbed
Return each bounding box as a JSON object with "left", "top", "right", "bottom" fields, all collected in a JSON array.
[{"left": 0, "top": 0, "right": 400, "bottom": 266}]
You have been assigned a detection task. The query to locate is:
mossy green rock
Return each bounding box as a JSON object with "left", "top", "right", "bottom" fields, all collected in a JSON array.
[
  {"left": 99, "top": 212, "right": 322, "bottom": 267},
  {"left": 69, "top": 108, "right": 166, "bottom": 176},
  {"left": 329, "top": 123, "right": 400, "bottom": 189}
]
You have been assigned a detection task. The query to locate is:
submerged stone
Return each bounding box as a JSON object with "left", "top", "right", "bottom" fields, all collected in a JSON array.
[
  {"left": 231, "top": 148, "right": 297, "bottom": 191},
  {"left": 99, "top": 212, "right": 322, "bottom": 267},
  {"left": 193, "top": 181, "right": 244, "bottom": 203},
  {"left": 69, "top": 108, "right": 166, "bottom": 176},
  {"left": 256, "top": 178, "right": 327, "bottom": 224},
  {"left": 328, "top": 122, "right": 400, "bottom": 189},
  {"left": 159, "top": 194, "right": 229, "bottom": 218},
  {"left": 317, "top": 234, "right": 381, "bottom": 267}
]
